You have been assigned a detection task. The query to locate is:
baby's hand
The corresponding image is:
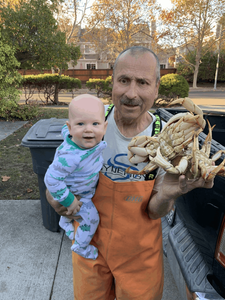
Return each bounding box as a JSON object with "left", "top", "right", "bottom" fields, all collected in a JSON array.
[{"left": 66, "top": 196, "right": 82, "bottom": 216}]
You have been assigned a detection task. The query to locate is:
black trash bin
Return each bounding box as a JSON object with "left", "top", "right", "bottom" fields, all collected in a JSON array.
[{"left": 21, "top": 118, "right": 68, "bottom": 232}]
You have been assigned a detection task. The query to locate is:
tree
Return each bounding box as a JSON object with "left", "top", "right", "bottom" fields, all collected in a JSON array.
[
  {"left": 56, "top": 0, "right": 90, "bottom": 44},
  {"left": 0, "top": 0, "right": 81, "bottom": 71},
  {"left": 84, "top": 0, "right": 158, "bottom": 62},
  {"left": 0, "top": 0, "right": 20, "bottom": 9},
  {"left": 0, "top": 32, "right": 22, "bottom": 107},
  {"left": 177, "top": 48, "right": 225, "bottom": 82},
  {"left": 159, "top": 0, "right": 225, "bottom": 88}
]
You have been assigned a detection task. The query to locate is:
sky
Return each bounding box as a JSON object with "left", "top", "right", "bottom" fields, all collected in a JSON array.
[
  {"left": 157, "top": 0, "right": 172, "bottom": 8},
  {"left": 85, "top": 0, "right": 173, "bottom": 11},
  {"left": 81, "top": 0, "right": 173, "bottom": 26}
]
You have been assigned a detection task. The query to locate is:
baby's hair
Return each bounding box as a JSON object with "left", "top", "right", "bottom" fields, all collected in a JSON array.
[{"left": 68, "top": 95, "right": 105, "bottom": 121}]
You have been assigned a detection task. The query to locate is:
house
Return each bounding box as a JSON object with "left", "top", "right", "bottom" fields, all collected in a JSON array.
[
  {"left": 68, "top": 28, "right": 110, "bottom": 70},
  {"left": 68, "top": 24, "right": 174, "bottom": 70}
]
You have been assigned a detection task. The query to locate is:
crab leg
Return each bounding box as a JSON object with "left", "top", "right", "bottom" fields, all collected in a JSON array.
[
  {"left": 126, "top": 160, "right": 157, "bottom": 175},
  {"left": 128, "top": 152, "right": 148, "bottom": 164},
  {"left": 201, "top": 120, "right": 216, "bottom": 156},
  {"left": 203, "top": 158, "right": 225, "bottom": 180},
  {"left": 169, "top": 97, "right": 203, "bottom": 116},
  {"left": 190, "top": 135, "right": 200, "bottom": 178},
  {"left": 169, "top": 97, "right": 206, "bottom": 129},
  {"left": 128, "top": 136, "right": 152, "bottom": 148},
  {"left": 211, "top": 150, "right": 225, "bottom": 161},
  {"left": 151, "top": 147, "right": 189, "bottom": 174},
  {"left": 217, "top": 167, "right": 225, "bottom": 177}
]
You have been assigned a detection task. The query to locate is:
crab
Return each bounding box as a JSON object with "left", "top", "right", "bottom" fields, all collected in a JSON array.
[
  {"left": 126, "top": 97, "right": 206, "bottom": 175},
  {"left": 186, "top": 120, "right": 225, "bottom": 180}
]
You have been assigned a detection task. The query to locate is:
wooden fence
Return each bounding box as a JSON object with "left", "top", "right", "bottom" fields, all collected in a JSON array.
[{"left": 18, "top": 68, "right": 177, "bottom": 83}]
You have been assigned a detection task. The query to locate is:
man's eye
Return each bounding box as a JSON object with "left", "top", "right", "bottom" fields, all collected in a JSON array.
[
  {"left": 139, "top": 80, "right": 147, "bottom": 85},
  {"left": 120, "top": 78, "right": 128, "bottom": 84}
]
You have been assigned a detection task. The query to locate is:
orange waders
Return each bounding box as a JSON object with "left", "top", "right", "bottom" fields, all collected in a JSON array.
[{"left": 72, "top": 173, "right": 164, "bottom": 300}]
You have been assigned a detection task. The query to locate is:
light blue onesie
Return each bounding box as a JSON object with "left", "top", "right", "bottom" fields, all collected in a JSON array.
[{"left": 44, "top": 125, "right": 107, "bottom": 260}]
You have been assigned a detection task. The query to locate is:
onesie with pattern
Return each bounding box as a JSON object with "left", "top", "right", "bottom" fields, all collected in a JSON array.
[{"left": 44, "top": 125, "right": 107, "bottom": 260}]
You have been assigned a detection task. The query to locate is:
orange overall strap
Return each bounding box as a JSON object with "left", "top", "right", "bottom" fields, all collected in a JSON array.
[{"left": 73, "top": 173, "right": 164, "bottom": 300}]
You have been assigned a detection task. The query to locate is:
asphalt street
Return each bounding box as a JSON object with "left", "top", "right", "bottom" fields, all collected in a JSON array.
[
  {"left": 19, "top": 87, "right": 225, "bottom": 110},
  {"left": 189, "top": 89, "right": 225, "bottom": 99}
]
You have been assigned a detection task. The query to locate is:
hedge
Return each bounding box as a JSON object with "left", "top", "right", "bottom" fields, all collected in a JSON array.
[{"left": 21, "top": 74, "right": 81, "bottom": 104}]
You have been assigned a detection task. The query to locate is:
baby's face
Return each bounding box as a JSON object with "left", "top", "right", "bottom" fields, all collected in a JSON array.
[{"left": 68, "top": 101, "right": 107, "bottom": 149}]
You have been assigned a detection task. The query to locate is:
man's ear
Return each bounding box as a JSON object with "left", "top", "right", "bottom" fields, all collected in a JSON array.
[
  {"left": 157, "top": 80, "right": 160, "bottom": 89},
  {"left": 155, "top": 80, "right": 160, "bottom": 99}
]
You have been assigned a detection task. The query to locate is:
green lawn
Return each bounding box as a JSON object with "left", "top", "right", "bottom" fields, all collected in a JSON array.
[{"left": 0, "top": 107, "right": 69, "bottom": 200}]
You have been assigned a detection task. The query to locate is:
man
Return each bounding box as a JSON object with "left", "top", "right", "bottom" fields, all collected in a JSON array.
[{"left": 46, "top": 46, "right": 213, "bottom": 300}]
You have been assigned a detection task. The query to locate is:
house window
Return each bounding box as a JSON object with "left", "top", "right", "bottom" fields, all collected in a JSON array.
[
  {"left": 160, "top": 64, "right": 166, "bottom": 69},
  {"left": 85, "top": 45, "right": 90, "bottom": 53},
  {"left": 87, "top": 64, "right": 96, "bottom": 70}
]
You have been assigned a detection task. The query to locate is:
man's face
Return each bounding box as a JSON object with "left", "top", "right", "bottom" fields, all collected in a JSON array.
[{"left": 112, "top": 51, "right": 160, "bottom": 122}]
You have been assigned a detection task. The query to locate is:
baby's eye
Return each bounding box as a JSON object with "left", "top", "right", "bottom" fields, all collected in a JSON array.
[
  {"left": 77, "top": 122, "right": 84, "bottom": 126},
  {"left": 93, "top": 122, "right": 99, "bottom": 126}
]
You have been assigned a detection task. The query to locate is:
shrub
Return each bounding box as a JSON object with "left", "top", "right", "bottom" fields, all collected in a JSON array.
[
  {"left": 158, "top": 74, "right": 189, "bottom": 104},
  {"left": 86, "top": 76, "right": 112, "bottom": 98},
  {"left": 0, "top": 32, "right": 22, "bottom": 115},
  {"left": 0, "top": 99, "right": 39, "bottom": 121},
  {"left": 21, "top": 74, "right": 82, "bottom": 104}
]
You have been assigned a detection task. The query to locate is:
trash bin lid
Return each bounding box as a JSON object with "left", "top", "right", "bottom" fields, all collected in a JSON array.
[{"left": 21, "top": 118, "right": 68, "bottom": 148}]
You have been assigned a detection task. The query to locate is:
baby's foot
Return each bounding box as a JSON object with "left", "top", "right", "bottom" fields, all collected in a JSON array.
[{"left": 71, "top": 244, "right": 98, "bottom": 260}]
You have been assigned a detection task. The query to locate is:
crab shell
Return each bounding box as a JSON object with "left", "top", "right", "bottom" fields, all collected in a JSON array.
[{"left": 126, "top": 97, "right": 207, "bottom": 176}]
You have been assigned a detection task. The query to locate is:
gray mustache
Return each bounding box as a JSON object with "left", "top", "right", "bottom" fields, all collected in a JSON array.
[{"left": 120, "top": 98, "right": 140, "bottom": 106}]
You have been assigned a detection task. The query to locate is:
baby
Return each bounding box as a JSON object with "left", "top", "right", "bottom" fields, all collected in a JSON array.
[{"left": 44, "top": 94, "right": 107, "bottom": 260}]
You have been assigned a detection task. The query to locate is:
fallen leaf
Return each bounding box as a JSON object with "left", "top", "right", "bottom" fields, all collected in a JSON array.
[
  {"left": 27, "top": 188, "right": 33, "bottom": 193},
  {"left": 2, "top": 176, "right": 10, "bottom": 182}
]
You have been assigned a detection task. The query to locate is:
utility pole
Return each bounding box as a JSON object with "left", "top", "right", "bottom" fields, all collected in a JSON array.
[{"left": 214, "top": 24, "right": 224, "bottom": 90}]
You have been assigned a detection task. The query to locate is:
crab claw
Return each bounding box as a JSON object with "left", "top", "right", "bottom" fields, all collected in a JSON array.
[
  {"left": 203, "top": 158, "right": 225, "bottom": 180},
  {"left": 169, "top": 97, "right": 206, "bottom": 129},
  {"left": 128, "top": 136, "right": 151, "bottom": 148},
  {"left": 125, "top": 167, "right": 141, "bottom": 175}
]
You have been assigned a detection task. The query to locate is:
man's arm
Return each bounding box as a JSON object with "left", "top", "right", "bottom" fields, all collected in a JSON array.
[
  {"left": 46, "top": 189, "right": 81, "bottom": 220},
  {"left": 148, "top": 173, "right": 214, "bottom": 220}
]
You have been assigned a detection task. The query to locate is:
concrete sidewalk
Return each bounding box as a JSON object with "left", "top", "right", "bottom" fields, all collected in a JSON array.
[
  {"left": 0, "top": 200, "right": 181, "bottom": 300},
  {"left": 0, "top": 121, "right": 74, "bottom": 299},
  {"left": 0, "top": 200, "right": 74, "bottom": 300},
  {"left": 0, "top": 120, "right": 28, "bottom": 140}
]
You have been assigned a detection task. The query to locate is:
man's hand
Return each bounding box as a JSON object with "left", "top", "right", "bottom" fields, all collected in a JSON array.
[
  {"left": 148, "top": 172, "right": 214, "bottom": 220},
  {"left": 66, "top": 196, "right": 82, "bottom": 216},
  {"left": 46, "top": 189, "right": 82, "bottom": 220},
  {"left": 164, "top": 173, "right": 214, "bottom": 198}
]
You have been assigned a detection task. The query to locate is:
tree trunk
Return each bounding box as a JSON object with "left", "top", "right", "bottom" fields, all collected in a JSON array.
[
  {"left": 192, "top": 49, "right": 201, "bottom": 88},
  {"left": 192, "top": 67, "right": 198, "bottom": 88},
  {"left": 54, "top": 82, "right": 59, "bottom": 104},
  {"left": 53, "top": 69, "right": 62, "bottom": 104}
]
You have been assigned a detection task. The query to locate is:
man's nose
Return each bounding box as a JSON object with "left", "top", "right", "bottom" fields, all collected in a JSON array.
[{"left": 124, "top": 81, "right": 137, "bottom": 99}]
